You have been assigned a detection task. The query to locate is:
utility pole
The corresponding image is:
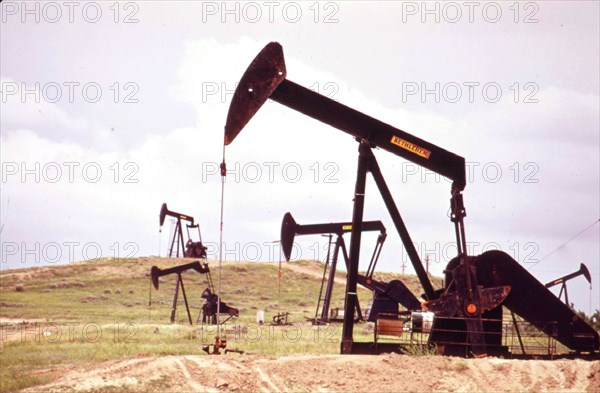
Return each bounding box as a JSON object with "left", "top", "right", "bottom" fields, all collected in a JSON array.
[{"left": 267, "top": 240, "right": 282, "bottom": 310}]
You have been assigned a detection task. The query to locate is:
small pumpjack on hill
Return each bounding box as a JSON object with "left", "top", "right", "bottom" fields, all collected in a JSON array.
[
  {"left": 159, "top": 203, "right": 207, "bottom": 258},
  {"left": 281, "top": 213, "right": 420, "bottom": 324},
  {"left": 545, "top": 263, "right": 591, "bottom": 307},
  {"left": 223, "top": 42, "right": 599, "bottom": 358},
  {"left": 150, "top": 261, "right": 239, "bottom": 325}
]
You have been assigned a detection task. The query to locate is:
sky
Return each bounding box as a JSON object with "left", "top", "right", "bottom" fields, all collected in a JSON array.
[{"left": 1, "top": 1, "right": 599, "bottom": 314}]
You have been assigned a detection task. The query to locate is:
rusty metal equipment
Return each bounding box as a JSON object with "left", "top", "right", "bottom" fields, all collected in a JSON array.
[
  {"left": 202, "top": 336, "right": 227, "bottom": 354},
  {"left": 281, "top": 212, "right": 419, "bottom": 324},
  {"left": 150, "top": 261, "right": 211, "bottom": 324},
  {"left": 272, "top": 312, "right": 291, "bottom": 325},
  {"left": 159, "top": 203, "right": 207, "bottom": 258},
  {"left": 375, "top": 312, "right": 560, "bottom": 358},
  {"left": 223, "top": 42, "right": 599, "bottom": 358},
  {"left": 202, "top": 336, "right": 245, "bottom": 355},
  {"left": 199, "top": 287, "right": 239, "bottom": 325},
  {"left": 545, "top": 263, "right": 591, "bottom": 306}
]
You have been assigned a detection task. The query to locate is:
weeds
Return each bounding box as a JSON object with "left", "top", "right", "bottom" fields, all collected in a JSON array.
[{"left": 401, "top": 343, "right": 437, "bottom": 357}]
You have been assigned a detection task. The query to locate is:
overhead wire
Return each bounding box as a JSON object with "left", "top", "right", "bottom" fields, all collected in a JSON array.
[{"left": 528, "top": 219, "right": 599, "bottom": 271}]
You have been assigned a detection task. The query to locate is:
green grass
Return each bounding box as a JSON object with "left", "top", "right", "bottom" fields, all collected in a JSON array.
[
  {"left": 0, "top": 258, "right": 441, "bottom": 324},
  {"left": 0, "top": 323, "right": 203, "bottom": 392},
  {"left": 0, "top": 257, "right": 442, "bottom": 391}
]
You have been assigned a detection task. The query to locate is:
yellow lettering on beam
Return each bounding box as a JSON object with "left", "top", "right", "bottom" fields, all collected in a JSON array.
[{"left": 390, "top": 136, "right": 431, "bottom": 159}]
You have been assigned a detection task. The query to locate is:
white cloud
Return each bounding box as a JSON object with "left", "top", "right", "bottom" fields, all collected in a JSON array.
[{"left": 1, "top": 77, "right": 89, "bottom": 136}]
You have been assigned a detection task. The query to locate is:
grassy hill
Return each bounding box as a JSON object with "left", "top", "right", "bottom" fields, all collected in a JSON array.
[
  {"left": 0, "top": 257, "right": 441, "bottom": 391},
  {"left": 0, "top": 257, "right": 439, "bottom": 323}
]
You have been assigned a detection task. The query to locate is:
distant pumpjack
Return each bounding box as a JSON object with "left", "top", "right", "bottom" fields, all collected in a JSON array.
[
  {"left": 150, "top": 261, "right": 211, "bottom": 324},
  {"left": 281, "top": 212, "right": 420, "bottom": 324},
  {"left": 545, "top": 263, "right": 592, "bottom": 307},
  {"left": 159, "top": 203, "right": 207, "bottom": 258}
]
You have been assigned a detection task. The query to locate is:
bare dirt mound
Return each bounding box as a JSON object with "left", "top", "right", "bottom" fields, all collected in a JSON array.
[{"left": 23, "top": 353, "right": 599, "bottom": 393}]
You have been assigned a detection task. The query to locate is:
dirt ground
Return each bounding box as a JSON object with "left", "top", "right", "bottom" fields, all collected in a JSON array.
[{"left": 22, "top": 353, "right": 600, "bottom": 393}]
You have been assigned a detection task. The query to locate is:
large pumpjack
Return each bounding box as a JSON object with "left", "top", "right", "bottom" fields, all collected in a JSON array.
[
  {"left": 281, "top": 212, "right": 420, "bottom": 323},
  {"left": 223, "top": 42, "right": 599, "bottom": 357}
]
